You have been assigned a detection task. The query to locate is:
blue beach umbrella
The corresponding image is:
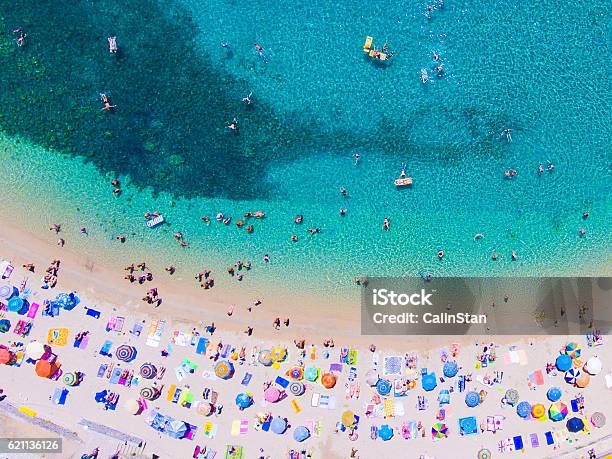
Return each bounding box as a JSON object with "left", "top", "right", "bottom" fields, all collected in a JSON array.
[
  {"left": 547, "top": 387, "right": 562, "bottom": 402},
  {"left": 566, "top": 417, "right": 584, "bottom": 433},
  {"left": 94, "top": 390, "right": 108, "bottom": 403},
  {"left": 556, "top": 354, "right": 572, "bottom": 371},
  {"left": 465, "top": 391, "right": 480, "bottom": 408},
  {"left": 422, "top": 373, "right": 437, "bottom": 392},
  {"left": 7, "top": 296, "right": 23, "bottom": 312},
  {"left": 235, "top": 393, "right": 253, "bottom": 410},
  {"left": 293, "top": 426, "right": 310, "bottom": 442},
  {"left": 0, "top": 319, "right": 11, "bottom": 333},
  {"left": 443, "top": 361, "right": 458, "bottom": 378},
  {"left": 271, "top": 417, "right": 288, "bottom": 435},
  {"left": 379, "top": 425, "right": 394, "bottom": 441},
  {"left": 166, "top": 420, "right": 188, "bottom": 439},
  {"left": 458, "top": 416, "right": 477, "bottom": 435},
  {"left": 516, "top": 401, "right": 531, "bottom": 418},
  {"left": 376, "top": 379, "right": 392, "bottom": 396}
]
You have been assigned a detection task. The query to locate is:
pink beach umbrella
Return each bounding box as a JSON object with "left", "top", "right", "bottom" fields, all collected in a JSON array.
[{"left": 264, "top": 387, "right": 281, "bottom": 403}]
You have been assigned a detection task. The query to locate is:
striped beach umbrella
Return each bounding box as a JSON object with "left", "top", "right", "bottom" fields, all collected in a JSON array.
[
  {"left": 116, "top": 345, "right": 137, "bottom": 363},
  {"left": 288, "top": 366, "right": 304, "bottom": 380},
  {"left": 321, "top": 373, "right": 336, "bottom": 389},
  {"left": 505, "top": 388, "right": 519, "bottom": 405},
  {"left": 556, "top": 354, "right": 572, "bottom": 371},
  {"left": 139, "top": 386, "right": 160, "bottom": 401},
  {"left": 547, "top": 387, "right": 562, "bottom": 401},
  {"left": 271, "top": 347, "right": 287, "bottom": 362},
  {"left": 289, "top": 381, "right": 305, "bottom": 396},
  {"left": 214, "top": 360, "right": 235, "bottom": 380},
  {"left": 258, "top": 350, "right": 273, "bottom": 366},
  {"left": 549, "top": 402, "right": 568, "bottom": 421},
  {"left": 591, "top": 412, "right": 606, "bottom": 428},
  {"left": 465, "top": 391, "right": 480, "bottom": 408},
  {"left": 531, "top": 403, "right": 546, "bottom": 419},
  {"left": 564, "top": 368, "right": 581, "bottom": 385},
  {"left": 63, "top": 372, "right": 78, "bottom": 386},
  {"left": 139, "top": 363, "right": 157, "bottom": 379},
  {"left": 431, "top": 422, "right": 448, "bottom": 439},
  {"left": 565, "top": 342, "right": 581, "bottom": 359},
  {"left": 477, "top": 448, "right": 492, "bottom": 459}
]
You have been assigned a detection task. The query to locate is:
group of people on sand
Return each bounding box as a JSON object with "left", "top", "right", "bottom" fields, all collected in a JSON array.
[
  {"left": 143, "top": 287, "right": 162, "bottom": 307},
  {"left": 124, "top": 262, "right": 155, "bottom": 285},
  {"left": 41, "top": 259, "right": 61, "bottom": 289},
  {"left": 273, "top": 317, "right": 290, "bottom": 330},
  {"left": 195, "top": 270, "right": 215, "bottom": 289}
]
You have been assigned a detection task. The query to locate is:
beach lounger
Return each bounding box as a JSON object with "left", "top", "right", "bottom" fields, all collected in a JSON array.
[
  {"left": 99, "top": 340, "right": 113, "bottom": 357},
  {"left": 230, "top": 420, "right": 240, "bottom": 436},
  {"left": 311, "top": 393, "right": 320, "bottom": 407},
  {"left": 291, "top": 399, "right": 301, "bottom": 413},
  {"left": 241, "top": 373, "right": 252, "bottom": 386},
  {"left": 130, "top": 322, "right": 143, "bottom": 336},
  {"left": 530, "top": 433, "right": 540, "bottom": 448},
  {"left": 97, "top": 364, "right": 107, "bottom": 378}
]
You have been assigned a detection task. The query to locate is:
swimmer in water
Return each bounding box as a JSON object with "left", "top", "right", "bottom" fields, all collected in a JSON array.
[
  {"left": 503, "top": 128, "right": 512, "bottom": 142},
  {"left": 433, "top": 51, "right": 439, "bottom": 61},
  {"left": 340, "top": 187, "right": 348, "bottom": 197},
  {"left": 437, "top": 250, "right": 444, "bottom": 259},
  {"left": 538, "top": 163, "right": 544, "bottom": 175},
  {"left": 226, "top": 117, "right": 239, "bottom": 133},
  {"left": 353, "top": 153, "right": 361, "bottom": 165},
  {"left": 339, "top": 208, "right": 347, "bottom": 216},
  {"left": 546, "top": 160, "right": 555, "bottom": 171},
  {"left": 242, "top": 92, "right": 253, "bottom": 105},
  {"left": 294, "top": 215, "right": 303, "bottom": 224},
  {"left": 307, "top": 228, "right": 320, "bottom": 235},
  {"left": 473, "top": 233, "right": 484, "bottom": 240},
  {"left": 382, "top": 218, "right": 390, "bottom": 231}
]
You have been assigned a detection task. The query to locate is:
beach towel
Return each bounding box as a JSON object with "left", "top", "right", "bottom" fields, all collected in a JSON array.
[
  {"left": 196, "top": 337, "right": 209, "bottom": 355},
  {"left": 26, "top": 303, "right": 39, "bottom": 319},
  {"left": 275, "top": 376, "right": 289, "bottom": 388},
  {"left": 329, "top": 363, "right": 342, "bottom": 373},
  {"left": 241, "top": 373, "right": 252, "bottom": 386},
  {"left": 99, "top": 340, "right": 113, "bottom": 357},
  {"left": 239, "top": 419, "right": 248, "bottom": 434},
  {"left": 544, "top": 431, "right": 554, "bottom": 445},
  {"left": 203, "top": 421, "right": 217, "bottom": 439},
  {"left": 175, "top": 367, "right": 187, "bottom": 382},
  {"left": 85, "top": 308, "right": 100, "bottom": 319},
  {"left": 528, "top": 369, "right": 544, "bottom": 386},
  {"left": 513, "top": 435, "right": 524, "bottom": 451},
  {"left": 52, "top": 388, "right": 68, "bottom": 405},
  {"left": 78, "top": 334, "right": 89, "bottom": 349},
  {"left": 311, "top": 393, "right": 320, "bottom": 407},
  {"left": 530, "top": 433, "right": 540, "bottom": 448},
  {"left": 384, "top": 399, "right": 395, "bottom": 418},
  {"left": 110, "top": 367, "right": 122, "bottom": 384},
  {"left": 383, "top": 356, "right": 403, "bottom": 377},
  {"left": 130, "top": 323, "right": 143, "bottom": 336},
  {"left": 220, "top": 344, "right": 231, "bottom": 358},
  {"left": 230, "top": 420, "right": 241, "bottom": 436}
]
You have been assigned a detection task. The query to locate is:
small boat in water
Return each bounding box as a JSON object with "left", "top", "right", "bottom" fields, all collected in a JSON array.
[{"left": 146, "top": 215, "right": 165, "bottom": 228}]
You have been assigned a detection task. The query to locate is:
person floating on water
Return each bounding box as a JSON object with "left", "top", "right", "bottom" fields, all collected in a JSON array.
[
  {"left": 107, "top": 36, "right": 117, "bottom": 53},
  {"left": 538, "top": 163, "right": 544, "bottom": 175},
  {"left": 242, "top": 92, "right": 253, "bottom": 105},
  {"left": 340, "top": 186, "right": 348, "bottom": 197},
  {"left": 502, "top": 128, "right": 512, "bottom": 142},
  {"left": 353, "top": 153, "right": 361, "bottom": 165},
  {"left": 546, "top": 160, "right": 555, "bottom": 171},
  {"left": 254, "top": 43, "right": 269, "bottom": 63},
  {"left": 100, "top": 93, "right": 116, "bottom": 111},
  {"left": 382, "top": 218, "right": 390, "bottom": 231},
  {"left": 226, "top": 117, "right": 239, "bottom": 133},
  {"left": 14, "top": 29, "right": 27, "bottom": 47}
]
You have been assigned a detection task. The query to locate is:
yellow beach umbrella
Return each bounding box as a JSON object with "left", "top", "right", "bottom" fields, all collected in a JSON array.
[
  {"left": 342, "top": 410, "right": 356, "bottom": 427},
  {"left": 271, "top": 347, "right": 287, "bottom": 362}
]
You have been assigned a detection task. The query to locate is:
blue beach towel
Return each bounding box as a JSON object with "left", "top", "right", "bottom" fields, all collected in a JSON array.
[
  {"left": 513, "top": 435, "right": 524, "bottom": 450},
  {"left": 110, "top": 367, "right": 122, "bottom": 384},
  {"left": 86, "top": 308, "right": 101, "bottom": 319},
  {"left": 545, "top": 431, "right": 554, "bottom": 445}
]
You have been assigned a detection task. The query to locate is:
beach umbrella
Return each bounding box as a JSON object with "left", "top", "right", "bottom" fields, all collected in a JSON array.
[
  {"left": 565, "top": 342, "right": 581, "bottom": 359},
  {"left": 304, "top": 367, "right": 318, "bottom": 382},
  {"left": 264, "top": 387, "right": 281, "bottom": 403},
  {"left": 196, "top": 401, "right": 212, "bottom": 416},
  {"left": 235, "top": 393, "right": 253, "bottom": 410},
  {"left": 94, "top": 390, "right": 108, "bottom": 403},
  {"left": 575, "top": 372, "right": 590, "bottom": 388},
  {"left": 293, "top": 426, "right": 310, "bottom": 442},
  {"left": 584, "top": 356, "right": 602, "bottom": 375},
  {"left": 379, "top": 424, "right": 394, "bottom": 441},
  {"left": 166, "top": 420, "right": 188, "bottom": 439},
  {"left": 289, "top": 381, "right": 305, "bottom": 396},
  {"left": 547, "top": 387, "right": 562, "bottom": 402},
  {"left": 123, "top": 398, "right": 141, "bottom": 415},
  {"left": 63, "top": 372, "right": 78, "bottom": 386},
  {"left": 431, "top": 422, "right": 448, "bottom": 439},
  {"left": 531, "top": 403, "right": 546, "bottom": 419},
  {"left": 270, "top": 416, "right": 288, "bottom": 434},
  {"left": 271, "top": 346, "right": 287, "bottom": 362},
  {"left": 566, "top": 417, "right": 585, "bottom": 433},
  {"left": 0, "top": 319, "right": 11, "bottom": 333},
  {"left": 342, "top": 410, "right": 356, "bottom": 427},
  {"left": 505, "top": 388, "right": 519, "bottom": 405},
  {"left": 139, "top": 386, "right": 160, "bottom": 401},
  {"left": 214, "top": 360, "right": 235, "bottom": 380},
  {"left": 477, "top": 448, "right": 492, "bottom": 459},
  {"left": 422, "top": 373, "right": 437, "bottom": 392},
  {"left": 0, "top": 284, "right": 16, "bottom": 300},
  {"left": 258, "top": 350, "right": 273, "bottom": 366},
  {"left": 549, "top": 402, "right": 568, "bottom": 421},
  {"left": 459, "top": 416, "right": 477, "bottom": 435},
  {"left": 35, "top": 359, "right": 59, "bottom": 378},
  {"left": 564, "top": 368, "right": 581, "bottom": 385},
  {"left": 0, "top": 348, "right": 12, "bottom": 364},
  {"left": 7, "top": 296, "right": 23, "bottom": 312},
  {"left": 321, "top": 373, "right": 336, "bottom": 389},
  {"left": 376, "top": 379, "right": 392, "bottom": 396},
  {"left": 365, "top": 369, "right": 378, "bottom": 386},
  {"left": 288, "top": 366, "right": 304, "bottom": 380},
  {"left": 139, "top": 363, "right": 157, "bottom": 379},
  {"left": 556, "top": 354, "right": 572, "bottom": 371},
  {"left": 516, "top": 401, "right": 531, "bottom": 418},
  {"left": 115, "top": 345, "right": 137, "bottom": 363},
  {"left": 590, "top": 412, "right": 606, "bottom": 428},
  {"left": 443, "top": 361, "right": 458, "bottom": 378},
  {"left": 465, "top": 391, "right": 480, "bottom": 408},
  {"left": 25, "top": 341, "right": 46, "bottom": 360}
]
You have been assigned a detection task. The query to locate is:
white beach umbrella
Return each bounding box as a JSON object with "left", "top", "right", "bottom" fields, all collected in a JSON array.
[
  {"left": 584, "top": 356, "right": 602, "bottom": 375},
  {"left": 25, "top": 341, "right": 46, "bottom": 360}
]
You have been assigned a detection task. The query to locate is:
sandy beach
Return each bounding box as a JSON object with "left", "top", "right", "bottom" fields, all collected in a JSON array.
[{"left": 0, "top": 222, "right": 611, "bottom": 459}]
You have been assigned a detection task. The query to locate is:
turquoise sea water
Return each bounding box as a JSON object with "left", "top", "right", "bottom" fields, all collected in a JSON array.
[{"left": 0, "top": 0, "right": 610, "bottom": 298}]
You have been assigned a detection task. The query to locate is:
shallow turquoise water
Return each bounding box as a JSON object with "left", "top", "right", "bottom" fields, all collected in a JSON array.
[{"left": 0, "top": 0, "right": 610, "bottom": 297}]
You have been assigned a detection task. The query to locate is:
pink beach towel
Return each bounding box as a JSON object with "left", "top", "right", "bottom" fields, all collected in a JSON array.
[
  {"left": 239, "top": 419, "right": 248, "bottom": 434},
  {"left": 27, "top": 303, "right": 39, "bottom": 319}
]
